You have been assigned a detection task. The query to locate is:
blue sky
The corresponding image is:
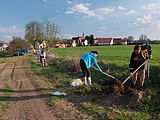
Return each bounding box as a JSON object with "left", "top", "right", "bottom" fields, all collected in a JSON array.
[{"left": 0, "top": 0, "right": 160, "bottom": 42}]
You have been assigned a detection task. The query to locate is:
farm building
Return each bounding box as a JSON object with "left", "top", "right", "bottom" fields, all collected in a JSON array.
[
  {"left": 97, "top": 38, "right": 127, "bottom": 46},
  {"left": 55, "top": 41, "right": 66, "bottom": 48},
  {"left": 113, "top": 38, "right": 127, "bottom": 45},
  {"left": 72, "top": 36, "right": 86, "bottom": 46},
  {"left": 0, "top": 43, "right": 8, "bottom": 51},
  {"left": 97, "top": 38, "right": 113, "bottom": 45}
]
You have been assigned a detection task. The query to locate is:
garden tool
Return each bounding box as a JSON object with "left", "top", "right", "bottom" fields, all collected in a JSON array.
[
  {"left": 92, "top": 66, "right": 118, "bottom": 83},
  {"left": 147, "top": 62, "right": 150, "bottom": 81},
  {"left": 122, "top": 59, "right": 149, "bottom": 85}
]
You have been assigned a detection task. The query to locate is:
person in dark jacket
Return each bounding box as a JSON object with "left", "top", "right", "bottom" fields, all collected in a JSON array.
[
  {"left": 129, "top": 44, "right": 152, "bottom": 89},
  {"left": 80, "top": 51, "right": 102, "bottom": 87},
  {"left": 129, "top": 45, "right": 141, "bottom": 88},
  {"left": 139, "top": 43, "right": 152, "bottom": 89}
]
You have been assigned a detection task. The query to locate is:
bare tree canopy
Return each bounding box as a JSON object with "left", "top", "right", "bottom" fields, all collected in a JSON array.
[
  {"left": 25, "top": 19, "right": 61, "bottom": 47},
  {"left": 8, "top": 37, "right": 30, "bottom": 55}
]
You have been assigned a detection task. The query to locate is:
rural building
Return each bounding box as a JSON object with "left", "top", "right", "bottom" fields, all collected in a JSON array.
[
  {"left": 55, "top": 41, "right": 66, "bottom": 48},
  {"left": 72, "top": 35, "right": 86, "bottom": 46},
  {"left": 97, "top": 38, "right": 113, "bottom": 45},
  {"left": 83, "top": 39, "right": 88, "bottom": 46},
  {"left": 0, "top": 43, "right": 8, "bottom": 51},
  {"left": 72, "top": 40, "right": 76, "bottom": 47},
  {"left": 113, "top": 38, "right": 127, "bottom": 45}
]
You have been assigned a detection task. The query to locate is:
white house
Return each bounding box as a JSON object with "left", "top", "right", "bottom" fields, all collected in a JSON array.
[
  {"left": 97, "top": 38, "right": 114, "bottom": 46},
  {"left": 0, "top": 43, "right": 8, "bottom": 51}
]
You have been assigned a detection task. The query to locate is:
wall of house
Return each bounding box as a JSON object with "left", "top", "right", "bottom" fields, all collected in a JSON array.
[
  {"left": 72, "top": 40, "right": 76, "bottom": 47},
  {"left": 98, "top": 43, "right": 110, "bottom": 46}
]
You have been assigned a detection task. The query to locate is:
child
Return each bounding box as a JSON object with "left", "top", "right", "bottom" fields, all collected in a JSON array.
[{"left": 80, "top": 51, "right": 102, "bottom": 87}]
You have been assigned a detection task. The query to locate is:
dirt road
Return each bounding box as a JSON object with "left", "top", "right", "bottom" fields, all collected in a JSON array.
[{"left": 0, "top": 56, "right": 56, "bottom": 120}]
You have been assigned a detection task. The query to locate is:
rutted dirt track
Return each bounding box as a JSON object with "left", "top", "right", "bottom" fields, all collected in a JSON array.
[{"left": 0, "top": 56, "right": 56, "bottom": 120}]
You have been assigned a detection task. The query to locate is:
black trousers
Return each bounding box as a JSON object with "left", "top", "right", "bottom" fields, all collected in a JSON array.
[{"left": 80, "top": 59, "right": 91, "bottom": 77}]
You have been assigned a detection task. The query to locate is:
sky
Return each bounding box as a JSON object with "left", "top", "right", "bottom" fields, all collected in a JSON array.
[{"left": 1, "top": 0, "right": 160, "bottom": 42}]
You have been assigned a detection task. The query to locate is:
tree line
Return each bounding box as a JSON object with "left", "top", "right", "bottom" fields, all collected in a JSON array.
[
  {"left": 7, "top": 19, "right": 61, "bottom": 54},
  {"left": 5, "top": 18, "right": 160, "bottom": 55}
]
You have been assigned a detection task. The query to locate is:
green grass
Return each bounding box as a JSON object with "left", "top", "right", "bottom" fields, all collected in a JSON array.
[
  {"left": 50, "top": 44, "right": 160, "bottom": 84},
  {"left": 0, "top": 52, "right": 12, "bottom": 64},
  {"left": 0, "top": 52, "right": 8, "bottom": 58},
  {"left": 27, "top": 44, "right": 160, "bottom": 119},
  {"left": 51, "top": 44, "right": 160, "bottom": 65}
]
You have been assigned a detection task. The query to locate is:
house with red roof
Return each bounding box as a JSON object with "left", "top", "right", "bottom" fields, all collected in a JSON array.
[
  {"left": 113, "top": 38, "right": 127, "bottom": 45},
  {"left": 97, "top": 38, "right": 113, "bottom": 46}
]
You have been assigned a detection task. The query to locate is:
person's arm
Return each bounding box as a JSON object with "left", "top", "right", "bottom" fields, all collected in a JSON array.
[
  {"left": 148, "top": 45, "right": 152, "bottom": 59},
  {"left": 129, "top": 52, "right": 135, "bottom": 72},
  {"left": 93, "top": 57, "right": 101, "bottom": 71}
]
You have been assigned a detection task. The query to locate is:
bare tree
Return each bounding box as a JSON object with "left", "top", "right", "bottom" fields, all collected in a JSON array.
[
  {"left": 8, "top": 37, "right": 30, "bottom": 55},
  {"left": 25, "top": 19, "right": 61, "bottom": 47},
  {"left": 43, "top": 19, "right": 61, "bottom": 47},
  {"left": 139, "top": 34, "right": 150, "bottom": 43}
]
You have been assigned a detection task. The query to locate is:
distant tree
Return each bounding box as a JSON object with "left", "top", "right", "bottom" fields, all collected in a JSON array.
[
  {"left": 46, "top": 19, "right": 60, "bottom": 47},
  {"left": 25, "top": 19, "right": 61, "bottom": 47},
  {"left": 43, "top": 18, "right": 61, "bottom": 47},
  {"left": 85, "top": 36, "right": 90, "bottom": 41},
  {"left": 139, "top": 34, "right": 147, "bottom": 41},
  {"left": 128, "top": 36, "right": 134, "bottom": 43},
  {"left": 8, "top": 37, "right": 30, "bottom": 55},
  {"left": 85, "top": 35, "right": 95, "bottom": 46},
  {"left": 85, "top": 35, "right": 90, "bottom": 45},
  {"left": 89, "top": 34, "right": 95, "bottom": 46},
  {"left": 138, "top": 34, "right": 150, "bottom": 43},
  {"left": 128, "top": 36, "right": 134, "bottom": 41},
  {"left": 25, "top": 21, "right": 44, "bottom": 45}
]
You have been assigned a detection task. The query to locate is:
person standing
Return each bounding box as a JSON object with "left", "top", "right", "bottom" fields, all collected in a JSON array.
[
  {"left": 40, "top": 48, "right": 47, "bottom": 67},
  {"left": 129, "top": 45, "right": 141, "bottom": 88},
  {"left": 129, "top": 44, "right": 152, "bottom": 90},
  {"left": 80, "top": 51, "right": 102, "bottom": 87},
  {"left": 139, "top": 43, "right": 152, "bottom": 89}
]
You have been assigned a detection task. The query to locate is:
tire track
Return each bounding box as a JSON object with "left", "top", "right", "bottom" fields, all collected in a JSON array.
[{"left": 3, "top": 56, "right": 56, "bottom": 120}]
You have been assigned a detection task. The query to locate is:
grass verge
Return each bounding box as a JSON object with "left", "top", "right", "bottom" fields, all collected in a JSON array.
[{"left": 25, "top": 52, "right": 160, "bottom": 120}]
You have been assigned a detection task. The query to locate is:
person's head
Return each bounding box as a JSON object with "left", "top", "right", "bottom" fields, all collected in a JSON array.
[
  {"left": 91, "top": 51, "right": 99, "bottom": 57},
  {"left": 141, "top": 42, "right": 149, "bottom": 50},
  {"left": 134, "top": 44, "right": 141, "bottom": 54}
]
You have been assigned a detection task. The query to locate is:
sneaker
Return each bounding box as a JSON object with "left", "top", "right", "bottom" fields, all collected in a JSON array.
[
  {"left": 88, "top": 85, "right": 93, "bottom": 88},
  {"left": 84, "top": 83, "right": 88, "bottom": 86}
]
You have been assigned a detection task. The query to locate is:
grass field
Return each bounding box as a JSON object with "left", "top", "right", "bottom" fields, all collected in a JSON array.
[
  {"left": 50, "top": 44, "right": 160, "bottom": 83},
  {"left": 27, "top": 44, "right": 160, "bottom": 119}
]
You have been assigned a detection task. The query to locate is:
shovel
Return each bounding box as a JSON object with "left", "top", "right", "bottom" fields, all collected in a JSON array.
[
  {"left": 92, "top": 66, "right": 118, "bottom": 83},
  {"left": 122, "top": 59, "right": 149, "bottom": 85},
  {"left": 147, "top": 62, "right": 150, "bottom": 82}
]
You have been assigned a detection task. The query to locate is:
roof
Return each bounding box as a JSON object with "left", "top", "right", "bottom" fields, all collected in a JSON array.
[
  {"left": 113, "top": 38, "right": 127, "bottom": 43},
  {"left": 97, "top": 38, "right": 112, "bottom": 43},
  {"left": 113, "top": 38, "right": 121, "bottom": 41}
]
